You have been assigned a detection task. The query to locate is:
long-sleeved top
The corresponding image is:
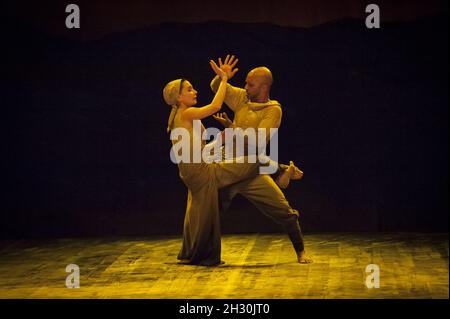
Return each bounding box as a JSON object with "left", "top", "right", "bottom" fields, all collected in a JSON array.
[{"left": 210, "top": 76, "right": 283, "bottom": 138}]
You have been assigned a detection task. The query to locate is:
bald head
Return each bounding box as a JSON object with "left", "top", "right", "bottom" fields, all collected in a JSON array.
[
  {"left": 248, "top": 67, "right": 273, "bottom": 87},
  {"left": 245, "top": 66, "right": 273, "bottom": 102}
]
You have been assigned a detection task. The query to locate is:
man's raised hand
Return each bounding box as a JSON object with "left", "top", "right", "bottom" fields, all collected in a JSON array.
[
  {"left": 213, "top": 112, "right": 233, "bottom": 128},
  {"left": 217, "top": 54, "right": 239, "bottom": 80}
]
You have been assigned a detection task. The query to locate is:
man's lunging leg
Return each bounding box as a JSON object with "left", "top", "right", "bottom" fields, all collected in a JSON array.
[{"left": 222, "top": 175, "right": 313, "bottom": 263}]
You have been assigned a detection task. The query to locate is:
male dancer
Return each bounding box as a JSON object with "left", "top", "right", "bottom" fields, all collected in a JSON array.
[{"left": 210, "top": 55, "right": 313, "bottom": 264}]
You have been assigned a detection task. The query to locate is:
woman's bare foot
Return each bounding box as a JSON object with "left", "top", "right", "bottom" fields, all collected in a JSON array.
[{"left": 297, "top": 250, "right": 313, "bottom": 264}]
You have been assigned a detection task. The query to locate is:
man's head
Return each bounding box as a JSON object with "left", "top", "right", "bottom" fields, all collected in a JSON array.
[{"left": 245, "top": 67, "right": 273, "bottom": 102}]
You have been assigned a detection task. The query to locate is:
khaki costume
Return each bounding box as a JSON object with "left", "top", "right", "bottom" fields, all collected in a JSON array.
[
  {"left": 164, "top": 78, "right": 268, "bottom": 266},
  {"left": 211, "top": 76, "right": 305, "bottom": 253},
  {"left": 172, "top": 119, "right": 265, "bottom": 266}
]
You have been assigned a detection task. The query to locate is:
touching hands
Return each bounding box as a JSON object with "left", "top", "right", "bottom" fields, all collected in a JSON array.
[
  {"left": 210, "top": 60, "right": 228, "bottom": 81},
  {"left": 215, "top": 54, "right": 239, "bottom": 80}
]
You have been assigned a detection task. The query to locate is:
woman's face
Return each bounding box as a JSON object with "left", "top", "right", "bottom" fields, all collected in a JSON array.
[{"left": 177, "top": 80, "right": 198, "bottom": 107}]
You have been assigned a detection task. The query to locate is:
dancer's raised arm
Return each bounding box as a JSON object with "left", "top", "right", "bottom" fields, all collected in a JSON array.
[
  {"left": 182, "top": 60, "right": 228, "bottom": 121},
  {"left": 210, "top": 55, "right": 247, "bottom": 112}
]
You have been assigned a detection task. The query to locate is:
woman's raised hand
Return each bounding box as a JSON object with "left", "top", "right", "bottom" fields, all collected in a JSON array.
[{"left": 210, "top": 60, "right": 228, "bottom": 81}]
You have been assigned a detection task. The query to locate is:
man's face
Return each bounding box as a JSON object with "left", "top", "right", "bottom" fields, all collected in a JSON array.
[{"left": 244, "top": 74, "right": 263, "bottom": 101}]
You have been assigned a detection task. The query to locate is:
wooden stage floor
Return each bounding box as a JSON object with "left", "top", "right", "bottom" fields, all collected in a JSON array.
[{"left": 0, "top": 233, "right": 448, "bottom": 299}]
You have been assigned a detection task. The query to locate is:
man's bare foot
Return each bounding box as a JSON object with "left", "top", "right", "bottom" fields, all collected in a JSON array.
[
  {"left": 276, "top": 163, "right": 294, "bottom": 189},
  {"left": 297, "top": 250, "right": 313, "bottom": 264},
  {"left": 276, "top": 161, "right": 303, "bottom": 189},
  {"left": 291, "top": 161, "right": 304, "bottom": 180}
]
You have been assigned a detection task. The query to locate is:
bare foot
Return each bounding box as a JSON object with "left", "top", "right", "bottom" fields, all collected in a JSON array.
[
  {"left": 276, "top": 161, "right": 303, "bottom": 189},
  {"left": 297, "top": 251, "right": 313, "bottom": 264},
  {"left": 276, "top": 163, "right": 294, "bottom": 189},
  {"left": 291, "top": 161, "right": 304, "bottom": 180}
]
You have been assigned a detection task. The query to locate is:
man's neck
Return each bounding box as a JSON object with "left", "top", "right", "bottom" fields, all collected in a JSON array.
[{"left": 251, "top": 96, "right": 270, "bottom": 103}]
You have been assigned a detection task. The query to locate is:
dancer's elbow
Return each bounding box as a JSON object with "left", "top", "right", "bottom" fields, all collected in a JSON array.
[{"left": 210, "top": 76, "right": 220, "bottom": 92}]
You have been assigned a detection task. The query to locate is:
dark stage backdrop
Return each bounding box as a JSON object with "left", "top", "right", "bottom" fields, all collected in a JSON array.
[{"left": 1, "top": 2, "right": 448, "bottom": 238}]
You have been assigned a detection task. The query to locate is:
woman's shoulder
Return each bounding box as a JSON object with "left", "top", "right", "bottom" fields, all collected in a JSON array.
[{"left": 173, "top": 112, "right": 194, "bottom": 131}]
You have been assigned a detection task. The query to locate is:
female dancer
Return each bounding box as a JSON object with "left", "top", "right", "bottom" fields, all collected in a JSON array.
[{"left": 163, "top": 61, "right": 278, "bottom": 266}]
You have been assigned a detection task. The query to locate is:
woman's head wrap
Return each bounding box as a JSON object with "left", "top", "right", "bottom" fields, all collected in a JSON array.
[{"left": 163, "top": 79, "right": 184, "bottom": 133}]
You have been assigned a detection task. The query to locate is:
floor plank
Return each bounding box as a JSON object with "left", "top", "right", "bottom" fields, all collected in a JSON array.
[{"left": 0, "top": 233, "right": 448, "bottom": 299}]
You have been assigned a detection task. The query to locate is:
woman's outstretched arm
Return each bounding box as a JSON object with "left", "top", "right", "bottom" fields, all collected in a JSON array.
[{"left": 182, "top": 60, "right": 228, "bottom": 121}]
